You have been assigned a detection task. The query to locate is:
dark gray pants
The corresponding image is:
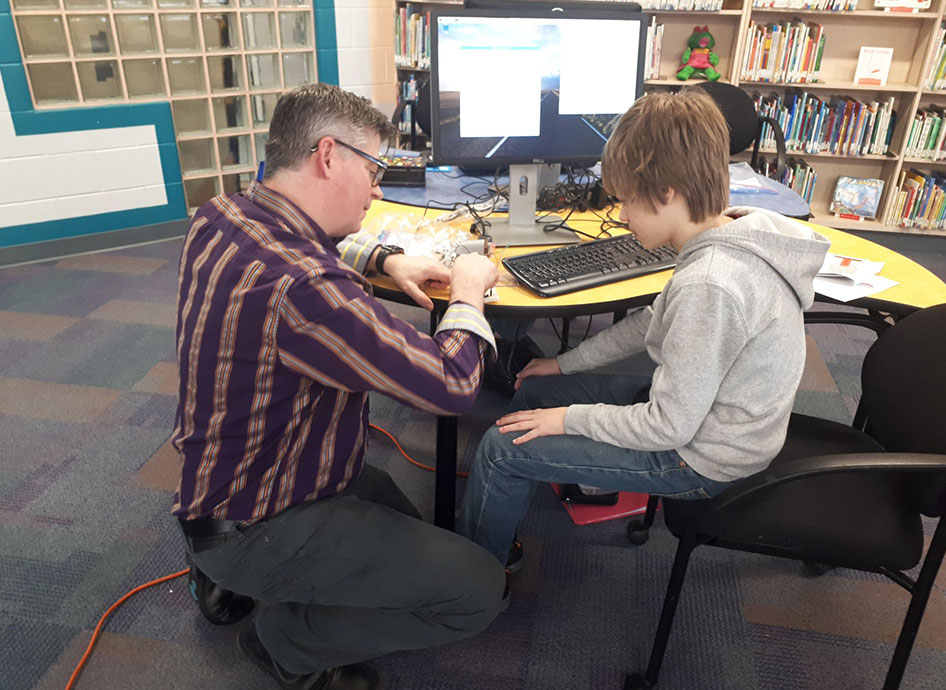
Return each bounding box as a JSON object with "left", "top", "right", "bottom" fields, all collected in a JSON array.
[{"left": 190, "top": 465, "right": 507, "bottom": 674}]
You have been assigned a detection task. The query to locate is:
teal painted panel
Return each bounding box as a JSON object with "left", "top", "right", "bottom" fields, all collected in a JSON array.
[
  {"left": 0, "top": 203, "right": 186, "bottom": 248},
  {"left": 0, "top": 62, "right": 30, "bottom": 109},
  {"left": 0, "top": 13, "right": 18, "bottom": 65},
  {"left": 314, "top": 6, "right": 337, "bottom": 50},
  {"left": 0, "top": 9, "right": 187, "bottom": 246},
  {"left": 13, "top": 101, "right": 177, "bottom": 142},
  {"left": 313, "top": 1, "right": 338, "bottom": 85},
  {"left": 158, "top": 142, "right": 184, "bottom": 185},
  {"left": 316, "top": 49, "right": 339, "bottom": 86}
]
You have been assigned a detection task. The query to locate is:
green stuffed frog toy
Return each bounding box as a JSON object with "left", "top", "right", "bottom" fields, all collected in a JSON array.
[{"left": 676, "top": 26, "right": 721, "bottom": 82}]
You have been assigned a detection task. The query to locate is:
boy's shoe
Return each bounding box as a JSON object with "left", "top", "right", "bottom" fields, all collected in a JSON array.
[
  {"left": 188, "top": 563, "right": 255, "bottom": 625},
  {"left": 238, "top": 626, "right": 379, "bottom": 690},
  {"left": 504, "top": 538, "right": 525, "bottom": 575}
]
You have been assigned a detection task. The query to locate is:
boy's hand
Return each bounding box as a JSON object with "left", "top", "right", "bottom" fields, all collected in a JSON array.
[
  {"left": 496, "top": 407, "right": 567, "bottom": 444},
  {"left": 383, "top": 254, "right": 450, "bottom": 311},
  {"left": 514, "top": 357, "right": 561, "bottom": 390}
]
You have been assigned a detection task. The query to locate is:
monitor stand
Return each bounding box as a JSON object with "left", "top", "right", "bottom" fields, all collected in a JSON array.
[{"left": 485, "top": 163, "right": 580, "bottom": 247}]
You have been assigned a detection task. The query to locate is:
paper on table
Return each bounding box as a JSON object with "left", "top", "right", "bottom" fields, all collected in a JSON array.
[
  {"left": 817, "top": 253, "right": 885, "bottom": 280},
  {"left": 814, "top": 274, "right": 899, "bottom": 302},
  {"left": 814, "top": 253, "right": 899, "bottom": 302}
]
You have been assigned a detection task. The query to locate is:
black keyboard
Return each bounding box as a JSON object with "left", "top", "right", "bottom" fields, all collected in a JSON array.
[{"left": 502, "top": 235, "right": 677, "bottom": 297}]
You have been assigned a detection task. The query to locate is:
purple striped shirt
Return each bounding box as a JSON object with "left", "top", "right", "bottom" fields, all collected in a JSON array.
[{"left": 172, "top": 182, "right": 495, "bottom": 522}]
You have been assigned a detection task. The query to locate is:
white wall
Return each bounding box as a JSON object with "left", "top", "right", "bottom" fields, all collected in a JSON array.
[
  {"left": 333, "top": 0, "right": 398, "bottom": 117},
  {"left": 0, "top": 77, "right": 168, "bottom": 231},
  {"left": 0, "top": 1, "right": 393, "bottom": 239}
]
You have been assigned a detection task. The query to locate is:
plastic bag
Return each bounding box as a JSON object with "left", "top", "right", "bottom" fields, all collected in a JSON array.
[{"left": 362, "top": 212, "right": 486, "bottom": 267}]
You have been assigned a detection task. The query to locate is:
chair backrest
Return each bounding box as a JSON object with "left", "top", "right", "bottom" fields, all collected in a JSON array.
[
  {"left": 415, "top": 80, "right": 431, "bottom": 136},
  {"left": 687, "top": 81, "right": 758, "bottom": 156},
  {"left": 860, "top": 304, "right": 946, "bottom": 515}
]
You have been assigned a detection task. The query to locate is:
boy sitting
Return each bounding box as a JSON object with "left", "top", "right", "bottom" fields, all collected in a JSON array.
[{"left": 457, "top": 89, "right": 830, "bottom": 564}]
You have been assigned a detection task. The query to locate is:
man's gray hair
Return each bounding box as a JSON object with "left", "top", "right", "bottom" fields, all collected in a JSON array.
[{"left": 264, "top": 83, "right": 398, "bottom": 179}]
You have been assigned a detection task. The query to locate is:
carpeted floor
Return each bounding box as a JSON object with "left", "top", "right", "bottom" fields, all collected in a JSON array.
[{"left": 1, "top": 237, "right": 944, "bottom": 690}]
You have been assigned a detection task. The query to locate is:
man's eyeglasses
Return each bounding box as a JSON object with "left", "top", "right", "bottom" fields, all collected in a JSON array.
[{"left": 310, "top": 139, "right": 388, "bottom": 187}]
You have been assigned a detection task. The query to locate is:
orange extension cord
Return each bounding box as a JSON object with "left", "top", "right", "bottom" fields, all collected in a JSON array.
[{"left": 65, "top": 423, "right": 458, "bottom": 689}]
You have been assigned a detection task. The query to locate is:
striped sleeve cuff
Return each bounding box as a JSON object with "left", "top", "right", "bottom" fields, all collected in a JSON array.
[
  {"left": 435, "top": 301, "right": 497, "bottom": 354},
  {"left": 337, "top": 232, "right": 381, "bottom": 274}
]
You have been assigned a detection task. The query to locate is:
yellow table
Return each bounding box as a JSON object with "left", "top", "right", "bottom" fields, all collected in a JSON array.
[{"left": 368, "top": 203, "right": 946, "bottom": 320}]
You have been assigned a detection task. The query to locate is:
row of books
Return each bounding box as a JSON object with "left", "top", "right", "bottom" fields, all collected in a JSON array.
[
  {"left": 922, "top": 23, "right": 946, "bottom": 90},
  {"left": 751, "top": 0, "right": 856, "bottom": 9},
  {"left": 740, "top": 19, "right": 826, "bottom": 84},
  {"left": 884, "top": 168, "right": 946, "bottom": 229},
  {"left": 753, "top": 0, "right": 928, "bottom": 7},
  {"left": 904, "top": 105, "right": 946, "bottom": 160},
  {"left": 636, "top": 0, "right": 725, "bottom": 9},
  {"left": 643, "top": 17, "right": 665, "bottom": 81},
  {"left": 395, "top": 5, "right": 430, "bottom": 69},
  {"left": 779, "top": 157, "right": 818, "bottom": 202},
  {"left": 753, "top": 91, "right": 896, "bottom": 156}
]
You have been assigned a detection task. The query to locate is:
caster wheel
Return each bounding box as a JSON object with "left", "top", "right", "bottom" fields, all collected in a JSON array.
[
  {"left": 802, "top": 561, "right": 834, "bottom": 577},
  {"left": 626, "top": 519, "right": 650, "bottom": 546}
]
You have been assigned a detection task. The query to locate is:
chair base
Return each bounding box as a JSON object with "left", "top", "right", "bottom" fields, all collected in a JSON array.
[{"left": 624, "top": 672, "right": 656, "bottom": 689}]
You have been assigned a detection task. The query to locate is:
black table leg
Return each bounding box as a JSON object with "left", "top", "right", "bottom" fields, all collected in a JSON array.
[{"left": 435, "top": 415, "right": 458, "bottom": 530}]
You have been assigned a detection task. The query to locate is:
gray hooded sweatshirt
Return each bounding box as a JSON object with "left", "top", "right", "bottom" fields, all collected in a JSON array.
[{"left": 556, "top": 207, "right": 831, "bottom": 482}]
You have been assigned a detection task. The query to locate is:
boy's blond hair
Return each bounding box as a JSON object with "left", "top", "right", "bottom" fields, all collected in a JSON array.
[{"left": 601, "top": 89, "right": 730, "bottom": 222}]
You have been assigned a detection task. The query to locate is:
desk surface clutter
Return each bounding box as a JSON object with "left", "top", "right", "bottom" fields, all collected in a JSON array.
[{"left": 365, "top": 198, "right": 946, "bottom": 317}]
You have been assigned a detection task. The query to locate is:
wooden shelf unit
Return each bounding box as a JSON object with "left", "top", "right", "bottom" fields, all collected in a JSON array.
[{"left": 393, "top": 0, "right": 946, "bottom": 235}]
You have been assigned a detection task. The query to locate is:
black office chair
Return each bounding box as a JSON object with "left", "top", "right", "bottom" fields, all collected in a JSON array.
[
  {"left": 391, "top": 80, "right": 431, "bottom": 151},
  {"left": 687, "top": 81, "right": 787, "bottom": 180},
  {"left": 624, "top": 304, "right": 946, "bottom": 690}
]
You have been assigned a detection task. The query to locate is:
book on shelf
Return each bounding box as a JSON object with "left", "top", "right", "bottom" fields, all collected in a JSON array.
[
  {"left": 777, "top": 156, "right": 817, "bottom": 203},
  {"left": 644, "top": 16, "right": 663, "bottom": 81},
  {"left": 830, "top": 176, "right": 884, "bottom": 220},
  {"left": 636, "top": 0, "right": 723, "bottom": 10},
  {"left": 853, "top": 47, "right": 893, "bottom": 87},
  {"left": 752, "top": 90, "right": 895, "bottom": 156},
  {"left": 395, "top": 4, "right": 431, "bottom": 70},
  {"left": 873, "top": 0, "right": 931, "bottom": 10},
  {"left": 885, "top": 169, "right": 946, "bottom": 229},
  {"left": 923, "top": 23, "right": 946, "bottom": 90},
  {"left": 753, "top": 0, "right": 856, "bottom": 9},
  {"left": 741, "top": 19, "right": 825, "bottom": 84}
]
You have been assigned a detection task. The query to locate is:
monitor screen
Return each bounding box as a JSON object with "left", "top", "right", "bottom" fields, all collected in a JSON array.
[{"left": 429, "top": 6, "right": 647, "bottom": 168}]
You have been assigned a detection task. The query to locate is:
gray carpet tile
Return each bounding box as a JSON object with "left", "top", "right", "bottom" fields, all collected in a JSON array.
[{"left": 1, "top": 234, "right": 945, "bottom": 690}]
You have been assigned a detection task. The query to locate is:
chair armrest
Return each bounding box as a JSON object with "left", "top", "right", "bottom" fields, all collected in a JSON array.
[{"left": 700, "top": 452, "right": 946, "bottom": 522}]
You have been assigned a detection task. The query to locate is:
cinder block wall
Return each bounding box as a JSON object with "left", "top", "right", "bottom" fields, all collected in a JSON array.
[
  {"left": 0, "top": 0, "right": 396, "bottom": 252},
  {"left": 334, "top": 0, "right": 398, "bottom": 117}
]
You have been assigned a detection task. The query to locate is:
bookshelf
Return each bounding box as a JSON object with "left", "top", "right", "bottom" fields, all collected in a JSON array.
[{"left": 392, "top": 0, "right": 946, "bottom": 235}]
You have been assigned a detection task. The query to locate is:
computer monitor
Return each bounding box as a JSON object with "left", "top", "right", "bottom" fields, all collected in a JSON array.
[{"left": 429, "top": 4, "right": 647, "bottom": 246}]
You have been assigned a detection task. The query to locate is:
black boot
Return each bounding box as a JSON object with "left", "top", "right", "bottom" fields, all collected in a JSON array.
[
  {"left": 188, "top": 560, "right": 255, "bottom": 625},
  {"left": 238, "top": 625, "right": 379, "bottom": 690}
]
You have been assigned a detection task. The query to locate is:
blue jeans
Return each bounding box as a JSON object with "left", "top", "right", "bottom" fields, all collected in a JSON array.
[{"left": 457, "top": 373, "right": 733, "bottom": 563}]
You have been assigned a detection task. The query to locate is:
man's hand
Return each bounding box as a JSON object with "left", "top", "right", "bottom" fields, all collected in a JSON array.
[
  {"left": 497, "top": 407, "right": 567, "bottom": 444},
  {"left": 450, "top": 254, "right": 499, "bottom": 309},
  {"left": 514, "top": 357, "right": 561, "bottom": 391},
  {"left": 382, "top": 254, "right": 450, "bottom": 311}
]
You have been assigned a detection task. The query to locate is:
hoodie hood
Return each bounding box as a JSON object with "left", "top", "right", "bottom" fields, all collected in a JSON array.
[{"left": 678, "top": 206, "right": 831, "bottom": 309}]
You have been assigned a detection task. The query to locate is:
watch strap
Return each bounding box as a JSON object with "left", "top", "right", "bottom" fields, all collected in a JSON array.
[{"left": 375, "top": 245, "right": 405, "bottom": 276}]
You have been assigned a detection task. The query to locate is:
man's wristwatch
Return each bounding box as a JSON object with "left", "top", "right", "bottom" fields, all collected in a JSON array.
[{"left": 374, "top": 244, "right": 405, "bottom": 276}]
